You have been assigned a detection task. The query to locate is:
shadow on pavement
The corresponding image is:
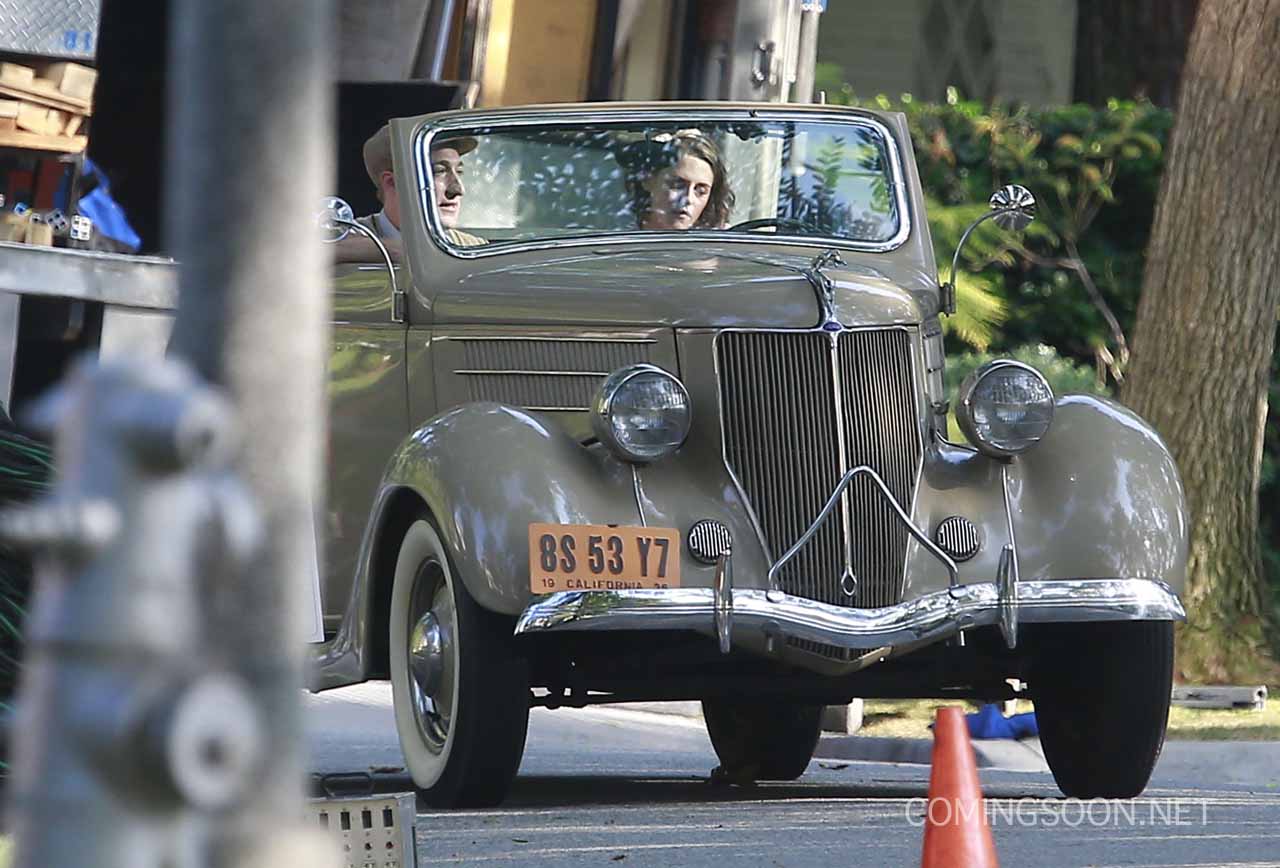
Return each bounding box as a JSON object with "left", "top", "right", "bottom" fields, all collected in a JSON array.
[
  {"left": 308, "top": 768, "right": 1056, "bottom": 809},
  {"left": 499, "top": 773, "right": 1051, "bottom": 808}
]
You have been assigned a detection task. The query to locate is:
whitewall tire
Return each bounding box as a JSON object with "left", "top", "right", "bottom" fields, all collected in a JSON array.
[{"left": 388, "top": 518, "right": 529, "bottom": 807}]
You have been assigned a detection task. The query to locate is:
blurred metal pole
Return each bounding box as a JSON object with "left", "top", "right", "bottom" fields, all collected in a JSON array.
[
  {"left": 2, "top": 2, "right": 336, "bottom": 866},
  {"left": 166, "top": 0, "right": 335, "bottom": 863},
  {"left": 792, "top": 1, "right": 825, "bottom": 104},
  {"left": 413, "top": 0, "right": 458, "bottom": 80}
]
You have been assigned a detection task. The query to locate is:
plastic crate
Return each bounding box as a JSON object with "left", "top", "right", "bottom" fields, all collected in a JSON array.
[{"left": 310, "top": 792, "right": 417, "bottom": 868}]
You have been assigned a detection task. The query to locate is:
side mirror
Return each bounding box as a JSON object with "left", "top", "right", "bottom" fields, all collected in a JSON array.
[
  {"left": 316, "top": 196, "right": 356, "bottom": 243},
  {"left": 316, "top": 196, "right": 404, "bottom": 323},
  {"left": 989, "top": 184, "right": 1036, "bottom": 231},
  {"left": 940, "top": 184, "right": 1037, "bottom": 315}
]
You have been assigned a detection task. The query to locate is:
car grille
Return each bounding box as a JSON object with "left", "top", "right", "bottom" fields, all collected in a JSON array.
[{"left": 717, "top": 329, "right": 922, "bottom": 608}]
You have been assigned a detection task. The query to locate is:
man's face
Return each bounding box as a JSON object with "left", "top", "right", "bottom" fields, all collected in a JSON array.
[
  {"left": 641, "top": 154, "right": 714, "bottom": 230},
  {"left": 432, "top": 147, "right": 466, "bottom": 228}
]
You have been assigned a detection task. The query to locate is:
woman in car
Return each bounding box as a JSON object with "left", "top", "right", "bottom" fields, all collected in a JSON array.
[{"left": 624, "top": 129, "right": 735, "bottom": 231}]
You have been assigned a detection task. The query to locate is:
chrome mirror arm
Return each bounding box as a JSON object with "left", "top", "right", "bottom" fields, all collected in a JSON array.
[
  {"left": 940, "top": 184, "right": 1037, "bottom": 316},
  {"left": 327, "top": 218, "right": 405, "bottom": 323},
  {"left": 942, "top": 210, "right": 1001, "bottom": 316}
]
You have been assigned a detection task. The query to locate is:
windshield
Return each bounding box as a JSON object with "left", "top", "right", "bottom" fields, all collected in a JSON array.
[{"left": 417, "top": 115, "right": 903, "bottom": 252}]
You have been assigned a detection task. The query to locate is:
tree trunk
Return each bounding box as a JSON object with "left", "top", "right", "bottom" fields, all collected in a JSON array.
[{"left": 1124, "top": 0, "right": 1280, "bottom": 682}]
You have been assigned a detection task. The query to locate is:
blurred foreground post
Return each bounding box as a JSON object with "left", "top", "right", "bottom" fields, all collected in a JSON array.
[
  {"left": 167, "top": 0, "right": 336, "bottom": 863},
  {"left": 4, "top": 1, "right": 336, "bottom": 866}
]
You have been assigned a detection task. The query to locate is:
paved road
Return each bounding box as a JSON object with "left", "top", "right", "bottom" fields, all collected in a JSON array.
[{"left": 306, "top": 684, "right": 1280, "bottom": 867}]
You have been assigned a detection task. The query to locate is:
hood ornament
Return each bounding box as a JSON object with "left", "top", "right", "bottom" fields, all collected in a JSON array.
[{"left": 803, "top": 249, "right": 845, "bottom": 330}]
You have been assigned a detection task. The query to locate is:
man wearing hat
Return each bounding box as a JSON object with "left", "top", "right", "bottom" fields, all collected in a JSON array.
[{"left": 336, "top": 124, "right": 483, "bottom": 261}]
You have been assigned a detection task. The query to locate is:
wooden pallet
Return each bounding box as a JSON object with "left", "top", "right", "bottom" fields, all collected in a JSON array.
[
  {"left": 0, "top": 60, "right": 93, "bottom": 153},
  {"left": 0, "top": 79, "right": 90, "bottom": 115},
  {"left": 0, "top": 127, "right": 89, "bottom": 154}
]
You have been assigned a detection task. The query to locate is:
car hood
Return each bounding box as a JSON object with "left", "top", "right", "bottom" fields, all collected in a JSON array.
[{"left": 426, "top": 245, "right": 933, "bottom": 328}]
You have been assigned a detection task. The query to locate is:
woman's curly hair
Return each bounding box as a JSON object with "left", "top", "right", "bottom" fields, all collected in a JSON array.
[{"left": 622, "top": 130, "right": 736, "bottom": 229}]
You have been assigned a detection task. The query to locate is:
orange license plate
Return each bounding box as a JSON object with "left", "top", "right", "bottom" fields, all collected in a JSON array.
[{"left": 528, "top": 523, "right": 681, "bottom": 593}]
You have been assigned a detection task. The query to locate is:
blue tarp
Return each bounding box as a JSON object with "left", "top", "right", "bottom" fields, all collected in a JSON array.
[{"left": 966, "top": 703, "right": 1039, "bottom": 739}]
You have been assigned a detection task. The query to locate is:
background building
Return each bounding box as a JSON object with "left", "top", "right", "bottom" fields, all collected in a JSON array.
[
  {"left": 338, "top": 0, "right": 825, "bottom": 105},
  {"left": 816, "top": 0, "right": 1078, "bottom": 105}
]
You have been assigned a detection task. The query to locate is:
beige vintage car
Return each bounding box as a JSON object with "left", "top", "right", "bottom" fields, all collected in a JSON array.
[{"left": 314, "top": 102, "right": 1187, "bottom": 808}]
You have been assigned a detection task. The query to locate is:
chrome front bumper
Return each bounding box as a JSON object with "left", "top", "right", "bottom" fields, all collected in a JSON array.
[
  {"left": 515, "top": 578, "right": 1186, "bottom": 663},
  {"left": 516, "top": 466, "right": 1184, "bottom": 670}
]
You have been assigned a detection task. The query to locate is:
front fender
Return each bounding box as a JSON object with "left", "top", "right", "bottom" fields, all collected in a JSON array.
[
  {"left": 380, "top": 402, "right": 643, "bottom": 615},
  {"left": 1010, "top": 394, "right": 1188, "bottom": 594}
]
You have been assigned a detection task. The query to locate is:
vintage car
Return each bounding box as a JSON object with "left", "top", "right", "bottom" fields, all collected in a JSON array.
[{"left": 313, "top": 101, "right": 1187, "bottom": 808}]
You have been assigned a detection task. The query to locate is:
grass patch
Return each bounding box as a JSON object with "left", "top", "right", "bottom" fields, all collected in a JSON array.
[
  {"left": 857, "top": 699, "right": 997, "bottom": 739},
  {"left": 855, "top": 696, "right": 1280, "bottom": 742},
  {"left": 1165, "top": 701, "right": 1280, "bottom": 741}
]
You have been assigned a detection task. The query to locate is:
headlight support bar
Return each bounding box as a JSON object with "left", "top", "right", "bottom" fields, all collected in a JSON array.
[{"left": 766, "top": 464, "right": 959, "bottom": 590}]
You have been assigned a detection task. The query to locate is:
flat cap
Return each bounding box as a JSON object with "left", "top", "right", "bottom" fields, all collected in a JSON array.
[{"left": 363, "top": 124, "right": 478, "bottom": 187}]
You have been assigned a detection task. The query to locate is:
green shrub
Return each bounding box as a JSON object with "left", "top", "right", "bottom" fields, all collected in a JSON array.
[
  {"left": 947, "top": 343, "right": 1111, "bottom": 399},
  {"left": 815, "top": 77, "right": 1174, "bottom": 376},
  {"left": 945, "top": 344, "right": 1107, "bottom": 443}
]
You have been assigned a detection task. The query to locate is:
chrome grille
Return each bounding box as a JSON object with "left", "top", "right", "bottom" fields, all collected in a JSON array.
[
  {"left": 459, "top": 338, "right": 653, "bottom": 371},
  {"left": 719, "top": 332, "right": 844, "bottom": 603},
  {"left": 455, "top": 338, "right": 654, "bottom": 411},
  {"left": 837, "top": 330, "right": 921, "bottom": 607},
  {"left": 786, "top": 636, "right": 859, "bottom": 662},
  {"left": 717, "top": 329, "right": 922, "bottom": 609}
]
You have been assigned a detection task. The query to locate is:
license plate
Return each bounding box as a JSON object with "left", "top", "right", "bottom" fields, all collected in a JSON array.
[{"left": 528, "top": 523, "right": 681, "bottom": 593}]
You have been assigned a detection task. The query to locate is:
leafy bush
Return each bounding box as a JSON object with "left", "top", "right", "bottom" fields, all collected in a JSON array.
[
  {"left": 947, "top": 343, "right": 1111, "bottom": 400},
  {"left": 814, "top": 68, "right": 1174, "bottom": 375},
  {"left": 944, "top": 344, "right": 1107, "bottom": 443}
]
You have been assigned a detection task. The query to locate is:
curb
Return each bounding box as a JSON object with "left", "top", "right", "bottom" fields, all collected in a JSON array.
[
  {"left": 611, "top": 703, "right": 1050, "bottom": 772},
  {"left": 816, "top": 735, "right": 1050, "bottom": 772},
  {"left": 612, "top": 701, "right": 703, "bottom": 719}
]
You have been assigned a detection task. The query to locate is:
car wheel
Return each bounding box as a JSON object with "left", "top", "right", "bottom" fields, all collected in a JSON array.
[
  {"left": 388, "top": 518, "right": 529, "bottom": 808},
  {"left": 1032, "top": 620, "right": 1174, "bottom": 799},
  {"left": 701, "top": 700, "right": 823, "bottom": 781}
]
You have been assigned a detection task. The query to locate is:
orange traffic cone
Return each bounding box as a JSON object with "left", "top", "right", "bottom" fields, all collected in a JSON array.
[{"left": 920, "top": 706, "right": 999, "bottom": 867}]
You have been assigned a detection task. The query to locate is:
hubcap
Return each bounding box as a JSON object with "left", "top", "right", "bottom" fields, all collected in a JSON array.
[
  {"left": 410, "top": 612, "right": 445, "bottom": 697},
  {"left": 406, "top": 562, "right": 456, "bottom": 754}
]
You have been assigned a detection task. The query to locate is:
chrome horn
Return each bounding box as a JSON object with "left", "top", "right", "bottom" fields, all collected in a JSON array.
[{"left": 940, "top": 184, "right": 1037, "bottom": 315}]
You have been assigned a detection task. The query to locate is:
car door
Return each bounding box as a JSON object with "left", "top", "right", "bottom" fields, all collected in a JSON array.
[{"left": 322, "top": 261, "right": 409, "bottom": 637}]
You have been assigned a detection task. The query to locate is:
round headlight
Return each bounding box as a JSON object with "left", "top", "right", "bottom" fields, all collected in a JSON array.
[
  {"left": 592, "top": 365, "right": 691, "bottom": 463},
  {"left": 956, "top": 361, "right": 1054, "bottom": 458}
]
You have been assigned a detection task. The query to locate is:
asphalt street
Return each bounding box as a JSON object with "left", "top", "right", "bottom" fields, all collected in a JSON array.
[{"left": 306, "top": 684, "right": 1280, "bottom": 867}]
